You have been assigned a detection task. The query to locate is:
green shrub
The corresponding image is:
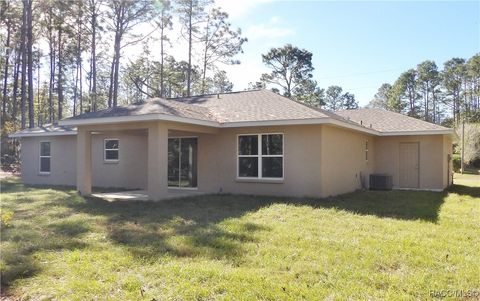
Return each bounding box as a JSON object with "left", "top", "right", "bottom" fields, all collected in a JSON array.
[
  {"left": 1, "top": 210, "right": 14, "bottom": 227},
  {"left": 452, "top": 154, "right": 461, "bottom": 172}
]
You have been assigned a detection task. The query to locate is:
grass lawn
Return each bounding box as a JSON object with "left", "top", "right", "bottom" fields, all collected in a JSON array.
[{"left": 1, "top": 175, "right": 479, "bottom": 300}]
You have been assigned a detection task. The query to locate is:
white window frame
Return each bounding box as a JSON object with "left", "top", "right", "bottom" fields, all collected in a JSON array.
[
  {"left": 104, "top": 138, "right": 119, "bottom": 162},
  {"left": 237, "top": 133, "right": 284, "bottom": 180},
  {"left": 39, "top": 141, "right": 51, "bottom": 174}
]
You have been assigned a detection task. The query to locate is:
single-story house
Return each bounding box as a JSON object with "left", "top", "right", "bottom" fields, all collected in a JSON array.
[{"left": 10, "top": 89, "right": 454, "bottom": 200}]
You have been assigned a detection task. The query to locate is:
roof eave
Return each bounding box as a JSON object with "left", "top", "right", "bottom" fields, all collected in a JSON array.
[
  {"left": 9, "top": 131, "right": 78, "bottom": 138},
  {"left": 378, "top": 129, "right": 454, "bottom": 136},
  {"left": 60, "top": 114, "right": 379, "bottom": 135},
  {"left": 59, "top": 113, "right": 220, "bottom": 128},
  {"left": 221, "top": 118, "right": 330, "bottom": 128},
  {"left": 56, "top": 113, "right": 453, "bottom": 137}
]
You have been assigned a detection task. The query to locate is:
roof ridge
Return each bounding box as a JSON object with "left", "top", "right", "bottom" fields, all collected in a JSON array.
[{"left": 166, "top": 89, "right": 263, "bottom": 100}]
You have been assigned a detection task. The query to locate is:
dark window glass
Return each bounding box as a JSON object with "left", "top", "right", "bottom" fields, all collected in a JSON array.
[
  {"left": 262, "top": 157, "right": 283, "bottom": 178},
  {"left": 239, "top": 157, "right": 258, "bottom": 177},
  {"left": 40, "top": 142, "right": 50, "bottom": 156},
  {"left": 262, "top": 134, "right": 283, "bottom": 155},
  {"left": 40, "top": 157, "right": 50, "bottom": 173},
  {"left": 238, "top": 135, "right": 258, "bottom": 155},
  {"left": 105, "top": 150, "right": 119, "bottom": 160},
  {"left": 180, "top": 138, "right": 198, "bottom": 187},
  {"left": 168, "top": 138, "right": 198, "bottom": 188},
  {"left": 168, "top": 138, "right": 180, "bottom": 187},
  {"left": 105, "top": 139, "right": 119, "bottom": 149}
]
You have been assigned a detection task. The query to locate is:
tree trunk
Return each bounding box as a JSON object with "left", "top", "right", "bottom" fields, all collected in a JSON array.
[
  {"left": 408, "top": 91, "right": 415, "bottom": 117},
  {"left": 20, "top": 0, "right": 27, "bottom": 129},
  {"left": 424, "top": 84, "right": 429, "bottom": 121},
  {"left": 12, "top": 49, "right": 21, "bottom": 131},
  {"left": 160, "top": 18, "right": 165, "bottom": 98},
  {"left": 112, "top": 40, "right": 121, "bottom": 107},
  {"left": 186, "top": 0, "right": 193, "bottom": 97},
  {"left": 201, "top": 19, "right": 209, "bottom": 95},
  {"left": 1, "top": 22, "right": 11, "bottom": 126},
  {"left": 107, "top": 55, "right": 115, "bottom": 108},
  {"left": 452, "top": 93, "right": 456, "bottom": 125},
  {"left": 27, "top": 0, "right": 34, "bottom": 128},
  {"left": 108, "top": 27, "right": 121, "bottom": 107},
  {"left": 73, "top": 7, "right": 83, "bottom": 116},
  {"left": 432, "top": 91, "right": 436, "bottom": 123},
  {"left": 37, "top": 62, "right": 41, "bottom": 125},
  {"left": 79, "top": 58, "right": 83, "bottom": 114},
  {"left": 108, "top": 5, "right": 124, "bottom": 108},
  {"left": 48, "top": 12, "right": 55, "bottom": 123},
  {"left": 90, "top": 5, "right": 97, "bottom": 111},
  {"left": 73, "top": 66, "right": 78, "bottom": 116},
  {"left": 57, "top": 26, "right": 63, "bottom": 120}
]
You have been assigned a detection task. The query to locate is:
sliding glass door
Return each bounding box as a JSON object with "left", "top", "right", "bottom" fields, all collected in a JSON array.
[{"left": 168, "top": 137, "right": 198, "bottom": 188}]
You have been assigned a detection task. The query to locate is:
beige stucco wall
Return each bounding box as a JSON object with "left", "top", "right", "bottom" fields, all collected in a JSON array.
[
  {"left": 19, "top": 120, "right": 452, "bottom": 197},
  {"left": 156, "top": 124, "right": 377, "bottom": 198},
  {"left": 319, "top": 125, "right": 375, "bottom": 197},
  {"left": 20, "top": 131, "right": 148, "bottom": 189},
  {"left": 192, "top": 125, "right": 324, "bottom": 197},
  {"left": 443, "top": 135, "right": 453, "bottom": 187},
  {"left": 20, "top": 135, "right": 77, "bottom": 186},
  {"left": 374, "top": 134, "right": 451, "bottom": 190},
  {"left": 91, "top": 131, "right": 148, "bottom": 189}
]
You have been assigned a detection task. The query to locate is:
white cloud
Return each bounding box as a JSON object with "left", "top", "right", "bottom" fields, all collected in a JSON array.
[
  {"left": 245, "top": 23, "right": 295, "bottom": 39},
  {"left": 215, "top": 0, "right": 273, "bottom": 20},
  {"left": 243, "top": 15, "right": 295, "bottom": 40},
  {"left": 269, "top": 16, "right": 280, "bottom": 24},
  {"left": 223, "top": 59, "right": 269, "bottom": 90}
]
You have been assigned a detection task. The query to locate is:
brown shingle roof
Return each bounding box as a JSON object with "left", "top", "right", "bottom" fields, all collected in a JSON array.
[
  {"left": 54, "top": 90, "right": 452, "bottom": 136},
  {"left": 335, "top": 108, "right": 450, "bottom": 133},
  {"left": 9, "top": 124, "right": 76, "bottom": 137},
  {"left": 68, "top": 98, "right": 217, "bottom": 122},
  {"left": 66, "top": 90, "right": 330, "bottom": 123},
  {"left": 175, "top": 89, "right": 330, "bottom": 122}
]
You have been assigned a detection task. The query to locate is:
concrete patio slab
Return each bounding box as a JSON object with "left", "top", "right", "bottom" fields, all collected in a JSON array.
[{"left": 91, "top": 189, "right": 205, "bottom": 201}]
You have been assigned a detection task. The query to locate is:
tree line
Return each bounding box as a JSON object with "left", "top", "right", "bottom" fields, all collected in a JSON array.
[
  {"left": 253, "top": 44, "right": 359, "bottom": 111},
  {"left": 3, "top": 0, "right": 473, "bottom": 137},
  {"left": 1, "top": 0, "right": 359, "bottom": 138},
  {"left": 0, "top": 0, "right": 247, "bottom": 133},
  {"left": 368, "top": 55, "right": 480, "bottom": 126}
]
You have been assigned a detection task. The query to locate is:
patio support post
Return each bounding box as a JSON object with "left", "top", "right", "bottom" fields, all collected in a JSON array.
[
  {"left": 148, "top": 123, "right": 168, "bottom": 200},
  {"left": 77, "top": 128, "right": 92, "bottom": 195}
]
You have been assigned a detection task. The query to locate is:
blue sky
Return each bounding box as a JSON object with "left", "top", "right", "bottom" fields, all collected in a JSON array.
[{"left": 215, "top": 0, "right": 479, "bottom": 106}]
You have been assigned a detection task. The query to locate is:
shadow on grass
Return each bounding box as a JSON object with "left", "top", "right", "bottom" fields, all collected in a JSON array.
[
  {"left": 0, "top": 176, "right": 455, "bottom": 290},
  {"left": 448, "top": 184, "right": 480, "bottom": 198},
  {"left": 61, "top": 188, "right": 447, "bottom": 263},
  {"left": 69, "top": 195, "right": 272, "bottom": 262},
  {"left": 315, "top": 189, "right": 447, "bottom": 222},
  {"left": 1, "top": 220, "right": 90, "bottom": 289},
  {"left": 1, "top": 181, "right": 91, "bottom": 289}
]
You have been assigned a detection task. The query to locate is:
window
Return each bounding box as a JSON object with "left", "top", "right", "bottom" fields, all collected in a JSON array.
[
  {"left": 238, "top": 134, "right": 283, "bottom": 179},
  {"left": 168, "top": 137, "right": 198, "bottom": 188},
  {"left": 104, "top": 139, "right": 119, "bottom": 161},
  {"left": 365, "top": 140, "right": 369, "bottom": 161},
  {"left": 39, "top": 142, "right": 51, "bottom": 173}
]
